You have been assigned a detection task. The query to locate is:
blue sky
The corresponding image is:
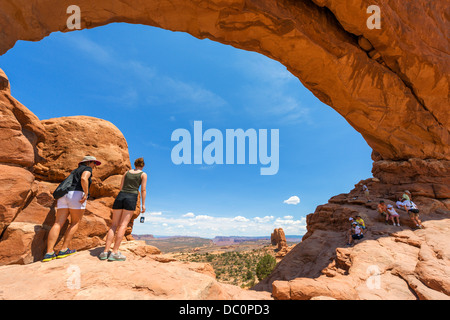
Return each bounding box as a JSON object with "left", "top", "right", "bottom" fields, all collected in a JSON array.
[{"left": 0, "top": 23, "right": 373, "bottom": 238}]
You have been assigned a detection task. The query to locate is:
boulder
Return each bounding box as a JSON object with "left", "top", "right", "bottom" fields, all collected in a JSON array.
[
  {"left": 0, "top": 78, "right": 45, "bottom": 167},
  {"left": 0, "top": 165, "right": 35, "bottom": 234},
  {"left": 0, "top": 114, "right": 135, "bottom": 265},
  {"left": 33, "top": 116, "right": 131, "bottom": 182}
]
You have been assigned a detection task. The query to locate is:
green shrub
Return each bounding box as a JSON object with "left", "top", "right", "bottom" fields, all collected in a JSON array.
[{"left": 256, "top": 254, "right": 276, "bottom": 280}]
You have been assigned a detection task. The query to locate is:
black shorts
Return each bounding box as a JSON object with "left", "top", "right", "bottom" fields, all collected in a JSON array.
[
  {"left": 112, "top": 192, "right": 138, "bottom": 211},
  {"left": 352, "top": 234, "right": 364, "bottom": 240}
]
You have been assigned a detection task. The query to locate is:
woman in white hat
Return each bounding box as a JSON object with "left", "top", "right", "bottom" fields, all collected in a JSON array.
[
  {"left": 43, "top": 155, "right": 101, "bottom": 262},
  {"left": 387, "top": 204, "right": 401, "bottom": 226}
]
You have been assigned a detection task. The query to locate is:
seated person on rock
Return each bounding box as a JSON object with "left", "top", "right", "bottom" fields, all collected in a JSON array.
[
  {"left": 347, "top": 222, "right": 364, "bottom": 246},
  {"left": 402, "top": 198, "right": 424, "bottom": 229},
  {"left": 346, "top": 217, "right": 354, "bottom": 237},
  {"left": 377, "top": 200, "right": 389, "bottom": 224},
  {"left": 355, "top": 215, "right": 366, "bottom": 231},
  {"left": 396, "top": 197, "right": 405, "bottom": 210},
  {"left": 387, "top": 204, "right": 401, "bottom": 226}
]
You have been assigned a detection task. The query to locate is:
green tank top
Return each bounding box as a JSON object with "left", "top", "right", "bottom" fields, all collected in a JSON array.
[{"left": 121, "top": 171, "right": 143, "bottom": 194}]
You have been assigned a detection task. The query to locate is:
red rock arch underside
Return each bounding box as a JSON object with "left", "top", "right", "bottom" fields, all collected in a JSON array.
[
  {"left": 1, "top": 0, "right": 448, "bottom": 161},
  {"left": 0, "top": 0, "right": 449, "bottom": 299}
]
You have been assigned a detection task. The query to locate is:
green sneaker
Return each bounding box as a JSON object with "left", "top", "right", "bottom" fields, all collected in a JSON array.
[
  {"left": 108, "top": 252, "right": 126, "bottom": 261},
  {"left": 99, "top": 251, "right": 109, "bottom": 260}
]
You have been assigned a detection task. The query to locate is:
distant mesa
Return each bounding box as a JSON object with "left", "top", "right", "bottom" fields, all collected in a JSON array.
[{"left": 132, "top": 234, "right": 155, "bottom": 241}]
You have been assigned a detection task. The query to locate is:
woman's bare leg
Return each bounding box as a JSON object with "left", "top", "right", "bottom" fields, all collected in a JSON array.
[
  {"left": 60, "top": 209, "right": 85, "bottom": 250},
  {"left": 112, "top": 210, "right": 134, "bottom": 253},
  {"left": 46, "top": 208, "right": 69, "bottom": 254},
  {"left": 104, "top": 209, "right": 123, "bottom": 252}
]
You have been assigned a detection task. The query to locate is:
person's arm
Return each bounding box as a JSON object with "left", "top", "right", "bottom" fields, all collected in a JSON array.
[
  {"left": 403, "top": 201, "right": 409, "bottom": 211},
  {"left": 79, "top": 170, "right": 92, "bottom": 203},
  {"left": 140, "top": 173, "right": 147, "bottom": 213}
]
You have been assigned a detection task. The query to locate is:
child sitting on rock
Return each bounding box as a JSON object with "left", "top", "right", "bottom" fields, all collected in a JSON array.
[
  {"left": 396, "top": 197, "right": 405, "bottom": 210},
  {"left": 387, "top": 204, "right": 401, "bottom": 226},
  {"left": 377, "top": 200, "right": 389, "bottom": 224},
  {"left": 355, "top": 215, "right": 366, "bottom": 231},
  {"left": 347, "top": 221, "right": 364, "bottom": 246}
]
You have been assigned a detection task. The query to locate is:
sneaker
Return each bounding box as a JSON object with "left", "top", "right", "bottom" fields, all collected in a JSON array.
[
  {"left": 99, "top": 251, "right": 109, "bottom": 260},
  {"left": 56, "top": 248, "right": 76, "bottom": 259},
  {"left": 42, "top": 252, "right": 56, "bottom": 262},
  {"left": 108, "top": 252, "right": 126, "bottom": 261}
]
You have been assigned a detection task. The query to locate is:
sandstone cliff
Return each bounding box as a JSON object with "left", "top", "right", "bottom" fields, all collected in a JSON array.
[
  {"left": 0, "top": 70, "right": 135, "bottom": 264},
  {"left": 254, "top": 178, "right": 450, "bottom": 300}
]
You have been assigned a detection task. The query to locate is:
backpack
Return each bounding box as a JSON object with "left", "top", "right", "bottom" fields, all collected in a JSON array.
[{"left": 52, "top": 169, "right": 76, "bottom": 200}]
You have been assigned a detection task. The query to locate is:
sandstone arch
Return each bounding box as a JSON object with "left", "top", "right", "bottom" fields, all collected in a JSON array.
[{"left": 0, "top": 0, "right": 448, "bottom": 161}]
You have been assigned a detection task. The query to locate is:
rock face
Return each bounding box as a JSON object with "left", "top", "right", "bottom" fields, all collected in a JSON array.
[
  {"left": 254, "top": 178, "right": 450, "bottom": 300},
  {"left": 0, "top": 241, "right": 272, "bottom": 300},
  {"left": 0, "top": 78, "right": 135, "bottom": 265},
  {"left": 0, "top": 68, "right": 45, "bottom": 167},
  {"left": 34, "top": 116, "right": 131, "bottom": 183},
  {"left": 0, "top": 0, "right": 448, "bottom": 161}
]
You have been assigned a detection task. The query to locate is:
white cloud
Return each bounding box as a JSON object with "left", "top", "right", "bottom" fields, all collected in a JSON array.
[
  {"left": 149, "top": 211, "right": 163, "bottom": 216},
  {"left": 183, "top": 212, "right": 195, "bottom": 218},
  {"left": 253, "top": 216, "right": 274, "bottom": 223},
  {"left": 283, "top": 196, "right": 300, "bottom": 205},
  {"left": 232, "top": 216, "right": 250, "bottom": 222},
  {"left": 195, "top": 215, "right": 214, "bottom": 220},
  {"left": 275, "top": 217, "right": 302, "bottom": 225}
]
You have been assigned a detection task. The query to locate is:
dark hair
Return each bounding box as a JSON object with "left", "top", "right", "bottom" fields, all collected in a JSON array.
[{"left": 134, "top": 157, "right": 145, "bottom": 168}]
